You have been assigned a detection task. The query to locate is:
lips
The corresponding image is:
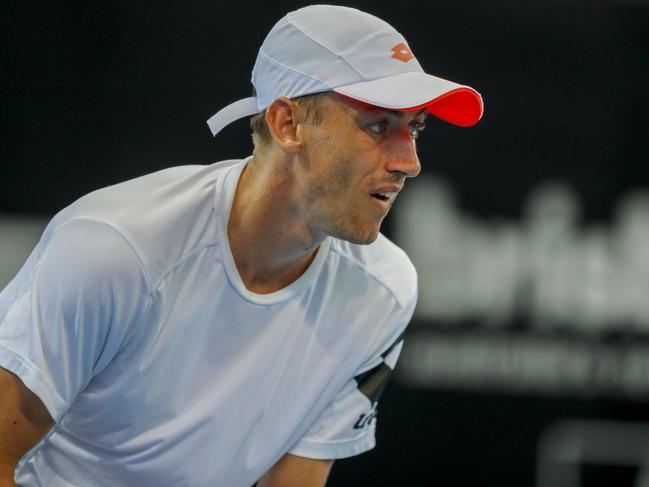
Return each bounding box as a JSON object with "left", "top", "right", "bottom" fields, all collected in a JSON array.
[
  {"left": 370, "top": 186, "right": 402, "bottom": 205},
  {"left": 372, "top": 191, "right": 398, "bottom": 201}
]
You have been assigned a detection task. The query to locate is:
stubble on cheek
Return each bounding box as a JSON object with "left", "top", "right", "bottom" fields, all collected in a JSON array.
[
  {"left": 302, "top": 120, "right": 383, "bottom": 244},
  {"left": 307, "top": 157, "right": 383, "bottom": 244},
  {"left": 307, "top": 156, "right": 355, "bottom": 215}
]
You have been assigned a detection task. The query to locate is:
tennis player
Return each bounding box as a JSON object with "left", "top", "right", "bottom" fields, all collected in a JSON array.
[{"left": 0, "top": 5, "right": 482, "bottom": 486}]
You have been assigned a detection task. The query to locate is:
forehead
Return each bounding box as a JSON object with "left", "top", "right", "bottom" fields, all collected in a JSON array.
[{"left": 326, "top": 93, "right": 428, "bottom": 121}]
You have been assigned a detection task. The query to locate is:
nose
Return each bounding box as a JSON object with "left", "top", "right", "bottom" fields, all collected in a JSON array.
[{"left": 384, "top": 134, "right": 421, "bottom": 178}]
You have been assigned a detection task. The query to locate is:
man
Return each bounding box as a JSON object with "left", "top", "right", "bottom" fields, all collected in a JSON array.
[{"left": 0, "top": 5, "right": 482, "bottom": 486}]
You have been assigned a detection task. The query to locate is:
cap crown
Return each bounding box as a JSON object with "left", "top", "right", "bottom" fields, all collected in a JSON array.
[{"left": 252, "top": 5, "right": 423, "bottom": 110}]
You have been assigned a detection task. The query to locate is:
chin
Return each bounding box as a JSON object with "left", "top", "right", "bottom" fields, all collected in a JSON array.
[{"left": 333, "top": 226, "right": 380, "bottom": 245}]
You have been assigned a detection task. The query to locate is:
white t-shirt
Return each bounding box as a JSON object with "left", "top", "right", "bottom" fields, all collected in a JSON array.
[{"left": 0, "top": 158, "right": 417, "bottom": 487}]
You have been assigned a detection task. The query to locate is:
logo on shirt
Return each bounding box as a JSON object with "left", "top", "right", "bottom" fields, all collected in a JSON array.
[
  {"left": 391, "top": 42, "right": 415, "bottom": 63},
  {"left": 353, "top": 407, "right": 378, "bottom": 430}
]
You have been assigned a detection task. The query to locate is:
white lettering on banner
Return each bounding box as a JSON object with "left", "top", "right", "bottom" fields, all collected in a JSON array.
[
  {"left": 393, "top": 178, "right": 649, "bottom": 396},
  {"left": 397, "top": 332, "right": 649, "bottom": 399},
  {"left": 393, "top": 177, "right": 649, "bottom": 335}
]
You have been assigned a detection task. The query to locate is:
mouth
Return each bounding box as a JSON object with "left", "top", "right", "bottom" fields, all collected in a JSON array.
[
  {"left": 371, "top": 188, "right": 399, "bottom": 202},
  {"left": 370, "top": 190, "right": 400, "bottom": 207}
]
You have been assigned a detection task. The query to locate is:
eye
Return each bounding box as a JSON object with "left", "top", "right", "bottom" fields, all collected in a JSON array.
[
  {"left": 408, "top": 122, "right": 426, "bottom": 139},
  {"left": 367, "top": 121, "right": 388, "bottom": 134}
]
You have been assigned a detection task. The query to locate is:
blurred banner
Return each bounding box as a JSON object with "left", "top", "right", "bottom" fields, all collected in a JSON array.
[
  {"left": 395, "top": 178, "right": 649, "bottom": 399},
  {"left": 1, "top": 1, "right": 647, "bottom": 486}
]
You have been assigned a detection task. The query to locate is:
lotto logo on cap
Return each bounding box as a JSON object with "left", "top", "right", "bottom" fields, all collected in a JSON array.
[{"left": 391, "top": 43, "right": 415, "bottom": 63}]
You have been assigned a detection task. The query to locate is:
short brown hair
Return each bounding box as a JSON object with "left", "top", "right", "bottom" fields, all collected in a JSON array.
[{"left": 250, "top": 89, "right": 329, "bottom": 150}]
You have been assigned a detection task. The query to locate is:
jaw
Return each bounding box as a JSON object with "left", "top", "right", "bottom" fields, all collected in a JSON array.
[{"left": 315, "top": 205, "right": 385, "bottom": 245}]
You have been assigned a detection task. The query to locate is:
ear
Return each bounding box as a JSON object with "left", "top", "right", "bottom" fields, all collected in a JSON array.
[{"left": 265, "top": 97, "right": 305, "bottom": 154}]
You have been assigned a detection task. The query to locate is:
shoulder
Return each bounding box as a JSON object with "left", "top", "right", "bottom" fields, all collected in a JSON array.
[
  {"left": 61, "top": 160, "right": 241, "bottom": 221},
  {"left": 38, "top": 218, "right": 150, "bottom": 296},
  {"left": 44, "top": 159, "right": 243, "bottom": 286},
  {"left": 329, "top": 233, "right": 417, "bottom": 310}
]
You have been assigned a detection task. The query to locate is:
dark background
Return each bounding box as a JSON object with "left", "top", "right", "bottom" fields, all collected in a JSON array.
[{"left": 2, "top": 1, "right": 648, "bottom": 486}]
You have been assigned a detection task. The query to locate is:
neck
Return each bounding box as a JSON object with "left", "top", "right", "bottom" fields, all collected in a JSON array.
[{"left": 227, "top": 152, "right": 324, "bottom": 294}]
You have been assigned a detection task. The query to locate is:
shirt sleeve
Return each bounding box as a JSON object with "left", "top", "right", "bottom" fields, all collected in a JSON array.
[
  {"left": 288, "top": 293, "right": 416, "bottom": 460},
  {"left": 0, "top": 218, "right": 150, "bottom": 422}
]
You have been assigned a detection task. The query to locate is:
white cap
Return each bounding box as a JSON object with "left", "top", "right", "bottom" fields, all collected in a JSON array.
[{"left": 206, "top": 5, "right": 484, "bottom": 136}]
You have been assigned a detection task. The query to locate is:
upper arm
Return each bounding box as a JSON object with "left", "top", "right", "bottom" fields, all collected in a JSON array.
[
  {"left": 0, "top": 218, "right": 149, "bottom": 422},
  {"left": 257, "top": 453, "right": 333, "bottom": 487},
  {"left": 0, "top": 366, "right": 54, "bottom": 470}
]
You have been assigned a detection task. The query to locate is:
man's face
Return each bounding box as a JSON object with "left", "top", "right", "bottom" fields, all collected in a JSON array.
[{"left": 297, "top": 93, "right": 425, "bottom": 245}]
